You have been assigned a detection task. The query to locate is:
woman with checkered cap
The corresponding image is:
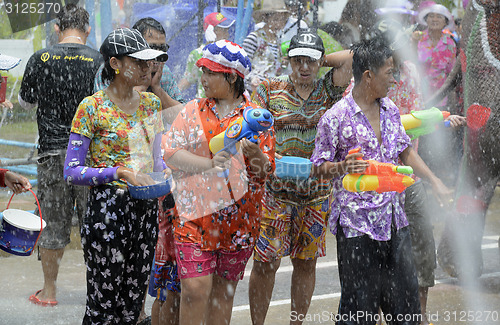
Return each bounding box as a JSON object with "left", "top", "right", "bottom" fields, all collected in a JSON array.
[
  {"left": 161, "top": 39, "right": 276, "bottom": 325},
  {"left": 63, "top": 28, "right": 169, "bottom": 324}
]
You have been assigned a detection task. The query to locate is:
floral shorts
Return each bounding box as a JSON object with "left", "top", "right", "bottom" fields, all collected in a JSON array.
[{"left": 175, "top": 242, "right": 253, "bottom": 281}]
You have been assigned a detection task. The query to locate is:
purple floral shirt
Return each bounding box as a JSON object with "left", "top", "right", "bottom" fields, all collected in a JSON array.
[{"left": 310, "top": 92, "right": 412, "bottom": 241}]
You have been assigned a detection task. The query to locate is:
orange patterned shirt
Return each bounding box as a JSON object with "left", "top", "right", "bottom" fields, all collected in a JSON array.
[{"left": 162, "top": 97, "right": 275, "bottom": 251}]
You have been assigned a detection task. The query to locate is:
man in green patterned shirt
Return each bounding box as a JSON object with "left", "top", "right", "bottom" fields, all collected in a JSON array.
[{"left": 249, "top": 31, "right": 353, "bottom": 325}]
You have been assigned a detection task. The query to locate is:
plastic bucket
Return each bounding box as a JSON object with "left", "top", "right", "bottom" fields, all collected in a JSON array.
[
  {"left": 0, "top": 76, "right": 7, "bottom": 103},
  {"left": 128, "top": 172, "right": 173, "bottom": 200},
  {"left": 275, "top": 156, "right": 312, "bottom": 179},
  {"left": 0, "top": 190, "right": 45, "bottom": 256}
]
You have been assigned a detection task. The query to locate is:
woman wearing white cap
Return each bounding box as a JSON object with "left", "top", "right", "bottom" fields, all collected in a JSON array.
[{"left": 416, "top": 4, "right": 457, "bottom": 107}]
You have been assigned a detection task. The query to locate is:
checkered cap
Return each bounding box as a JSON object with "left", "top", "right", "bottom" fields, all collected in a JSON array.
[
  {"left": 196, "top": 40, "right": 251, "bottom": 78},
  {"left": 100, "top": 28, "right": 168, "bottom": 62}
]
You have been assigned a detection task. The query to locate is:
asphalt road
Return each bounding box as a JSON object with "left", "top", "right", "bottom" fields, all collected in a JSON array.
[{"left": 0, "top": 187, "right": 499, "bottom": 325}]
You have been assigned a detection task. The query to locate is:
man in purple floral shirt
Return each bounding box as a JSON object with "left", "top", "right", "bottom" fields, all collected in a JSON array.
[{"left": 311, "top": 38, "right": 452, "bottom": 324}]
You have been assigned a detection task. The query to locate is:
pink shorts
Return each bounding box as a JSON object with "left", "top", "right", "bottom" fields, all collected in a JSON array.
[{"left": 174, "top": 242, "right": 253, "bottom": 281}]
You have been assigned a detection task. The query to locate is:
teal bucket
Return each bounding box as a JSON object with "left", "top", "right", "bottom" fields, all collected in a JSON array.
[{"left": 0, "top": 190, "right": 45, "bottom": 256}]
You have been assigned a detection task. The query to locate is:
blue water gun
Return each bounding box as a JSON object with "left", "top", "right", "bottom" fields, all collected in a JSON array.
[
  {"left": 209, "top": 106, "right": 274, "bottom": 156},
  {"left": 209, "top": 106, "right": 273, "bottom": 178}
]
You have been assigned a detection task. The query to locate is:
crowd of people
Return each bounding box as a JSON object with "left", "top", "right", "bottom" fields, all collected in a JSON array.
[{"left": 0, "top": 0, "right": 473, "bottom": 324}]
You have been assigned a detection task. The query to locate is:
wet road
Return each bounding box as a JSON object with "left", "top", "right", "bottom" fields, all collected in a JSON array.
[{"left": 0, "top": 187, "right": 499, "bottom": 325}]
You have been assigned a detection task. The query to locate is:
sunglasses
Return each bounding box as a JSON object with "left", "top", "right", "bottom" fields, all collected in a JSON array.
[{"left": 149, "top": 43, "right": 169, "bottom": 52}]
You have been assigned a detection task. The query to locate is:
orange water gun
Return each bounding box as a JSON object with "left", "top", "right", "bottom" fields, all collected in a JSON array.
[{"left": 342, "top": 148, "right": 415, "bottom": 193}]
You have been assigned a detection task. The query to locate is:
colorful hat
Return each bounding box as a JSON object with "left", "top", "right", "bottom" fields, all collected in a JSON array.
[
  {"left": 418, "top": 4, "right": 455, "bottom": 30},
  {"left": 203, "top": 12, "right": 235, "bottom": 31},
  {"left": 196, "top": 40, "right": 252, "bottom": 78},
  {"left": 100, "top": 28, "right": 168, "bottom": 62},
  {"left": 0, "top": 53, "right": 21, "bottom": 71}
]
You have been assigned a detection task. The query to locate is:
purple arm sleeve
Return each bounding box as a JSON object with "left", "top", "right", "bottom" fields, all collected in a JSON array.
[
  {"left": 64, "top": 133, "right": 119, "bottom": 186},
  {"left": 153, "top": 132, "right": 167, "bottom": 172}
]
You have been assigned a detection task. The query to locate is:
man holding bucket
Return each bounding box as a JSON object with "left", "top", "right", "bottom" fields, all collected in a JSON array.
[{"left": 18, "top": 4, "right": 103, "bottom": 306}]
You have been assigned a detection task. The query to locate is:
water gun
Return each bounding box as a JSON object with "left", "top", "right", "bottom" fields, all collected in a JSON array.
[
  {"left": 209, "top": 106, "right": 274, "bottom": 156},
  {"left": 401, "top": 107, "right": 450, "bottom": 140},
  {"left": 342, "top": 148, "right": 415, "bottom": 193}
]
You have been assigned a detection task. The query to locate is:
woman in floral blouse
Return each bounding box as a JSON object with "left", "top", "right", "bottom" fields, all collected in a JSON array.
[
  {"left": 162, "top": 40, "right": 275, "bottom": 325},
  {"left": 416, "top": 4, "right": 457, "bottom": 108},
  {"left": 63, "top": 28, "right": 168, "bottom": 324}
]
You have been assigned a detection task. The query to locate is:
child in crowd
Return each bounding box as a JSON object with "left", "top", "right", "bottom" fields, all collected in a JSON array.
[
  {"left": 162, "top": 40, "right": 275, "bottom": 325},
  {"left": 150, "top": 193, "right": 181, "bottom": 325},
  {"left": 178, "top": 12, "right": 235, "bottom": 98},
  {"left": 63, "top": 28, "right": 168, "bottom": 324}
]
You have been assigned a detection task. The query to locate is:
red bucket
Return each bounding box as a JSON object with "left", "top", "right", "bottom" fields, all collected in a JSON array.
[
  {"left": 0, "top": 189, "right": 45, "bottom": 256},
  {"left": 0, "top": 76, "right": 7, "bottom": 103}
]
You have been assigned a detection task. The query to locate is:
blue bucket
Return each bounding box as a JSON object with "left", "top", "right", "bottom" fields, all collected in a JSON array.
[
  {"left": 128, "top": 172, "right": 173, "bottom": 200},
  {"left": 0, "top": 190, "right": 45, "bottom": 256},
  {"left": 275, "top": 156, "right": 312, "bottom": 179}
]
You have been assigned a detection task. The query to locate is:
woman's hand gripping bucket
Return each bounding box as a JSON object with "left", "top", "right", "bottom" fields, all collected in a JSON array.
[{"left": 0, "top": 189, "right": 45, "bottom": 256}]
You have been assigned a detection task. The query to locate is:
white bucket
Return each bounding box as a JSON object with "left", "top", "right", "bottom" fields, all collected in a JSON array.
[{"left": 0, "top": 190, "right": 45, "bottom": 256}]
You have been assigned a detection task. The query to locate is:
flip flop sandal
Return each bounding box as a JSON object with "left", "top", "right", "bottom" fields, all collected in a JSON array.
[{"left": 29, "top": 290, "right": 58, "bottom": 307}]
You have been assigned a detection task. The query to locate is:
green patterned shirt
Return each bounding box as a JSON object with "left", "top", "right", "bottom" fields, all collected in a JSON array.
[{"left": 253, "top": 69, "right": 346, "bottom": 205}]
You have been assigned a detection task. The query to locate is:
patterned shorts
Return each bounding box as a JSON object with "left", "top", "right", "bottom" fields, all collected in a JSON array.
[
  {"left": 36, "top": 153, "right": 87, "bottom": 249},
  {"left": 175, "top": 242, "right": 253, "bottom": 281},
  {"left": 254, "top": 191, "right": 330, "bottom": 262}
]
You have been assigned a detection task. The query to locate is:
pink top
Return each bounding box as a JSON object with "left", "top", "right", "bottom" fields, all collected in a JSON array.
[{"left": 417, "top": 30, "right": 456, "bottom": 106}]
